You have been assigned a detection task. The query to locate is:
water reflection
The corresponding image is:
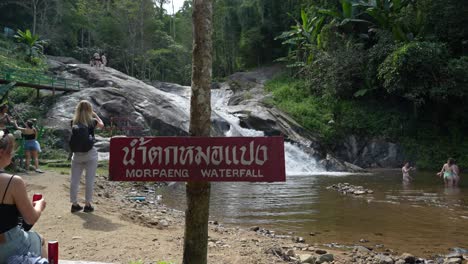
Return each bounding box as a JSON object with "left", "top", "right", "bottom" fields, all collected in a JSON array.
[{"left": 160, "top": 170, "right": 468, "bottom": 256}]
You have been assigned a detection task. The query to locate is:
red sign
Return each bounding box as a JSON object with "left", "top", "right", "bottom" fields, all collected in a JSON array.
[{"left": 109, "top": 136, "right": 285, "bottom": 182}]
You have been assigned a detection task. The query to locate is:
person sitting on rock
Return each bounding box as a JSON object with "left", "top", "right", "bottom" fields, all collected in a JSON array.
[
  {"left": 0, "top": 132, "right": 47, "bottom": 260},
  {"left": 90, "top": 53, "right": 102, "bottom": 69}
]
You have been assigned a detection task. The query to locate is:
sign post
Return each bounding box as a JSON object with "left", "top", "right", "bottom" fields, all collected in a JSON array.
[
  {"left": 109, "top": 136, "right": 286, "bottom": 182},
  {"left": 109, "top": 136, "right": 286, "bottom": 263}
]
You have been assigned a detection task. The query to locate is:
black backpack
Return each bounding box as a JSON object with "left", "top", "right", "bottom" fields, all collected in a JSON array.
[{"left": 69, "top": 123, "right": 95, "bottom": 153}]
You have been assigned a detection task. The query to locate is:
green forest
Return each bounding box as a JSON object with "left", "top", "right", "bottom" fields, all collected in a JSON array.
[{"left": 1, "top": 0, "right": 467, "bottom": 169}]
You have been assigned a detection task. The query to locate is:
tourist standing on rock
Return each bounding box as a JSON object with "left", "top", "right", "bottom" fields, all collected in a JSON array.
[
  {"left": 0, "top": 131, "right": 47, "bottom": 260},
  {"left": 69, "top": 100, "right": 104, "bottom": 213},
  {"left": 0, "top": 104, "right": 13, "bottom": 133},
  {"left": 437, "top": 158, "right": 456, "bottom": 187},
  {"left": 402, "top": 162, "right": 414, "bottom": 182},
  {"left": 101, "top": 53, "right": 107, "bottom": 69},
  {"left": 14, "top": 120, "right": 44, "bottom": 173}
]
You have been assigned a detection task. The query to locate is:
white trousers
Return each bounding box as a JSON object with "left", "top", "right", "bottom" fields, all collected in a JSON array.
[{"left": 70, "top": 147, "right": 98, "bottom": 204}]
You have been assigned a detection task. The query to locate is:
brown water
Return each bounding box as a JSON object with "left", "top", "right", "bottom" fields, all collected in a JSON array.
[{"left": 160, "top": 170, "right": 468, "bottom": 257}]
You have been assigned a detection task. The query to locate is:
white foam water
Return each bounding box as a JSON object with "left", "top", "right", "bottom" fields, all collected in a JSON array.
[{"left": 211, "top": 86, "right": 325, "bottom": 175}]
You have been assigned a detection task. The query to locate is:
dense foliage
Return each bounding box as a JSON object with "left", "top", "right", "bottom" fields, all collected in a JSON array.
[
  {"left": 271, "top": 0, "right": 468, "bottom": 169},
  {"left": 0, "top": 0, "right": 311, "bottom": 83}
]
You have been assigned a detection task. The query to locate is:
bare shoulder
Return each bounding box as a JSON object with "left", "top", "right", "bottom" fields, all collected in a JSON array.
[{"left": 10, "top": 174, "right": 25, "bottom": 187}]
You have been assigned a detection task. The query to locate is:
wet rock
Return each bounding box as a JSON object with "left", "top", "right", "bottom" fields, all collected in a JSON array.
[
  {"left": 375, "top": 254, "right": 394, "bottom": 264},
  {"left": 316, "top": 254, "right": 334, "bottom": 263},
  {"left": 265, "top": 247, "right": 283, "bottom": 256},
  {"left": 298, "top": 254, "right": 315, "bottom": 263},
  {"left": 443, "top": 258, "right": 462, "bottom": 264},
  {"left": 157, "top": 219, "right": 169, "bottom": 229},
  {"left": 446, "top": 253, "right": 463, "bottom": 259},
  {"left": 449, "top": 248, "right": 468, "bottom": 255},
  {"left": 400, "top": 253, "right": 416, "bottom": 263},
  {"left": 327, "top": 183, "right": 373, "bottom": 196},
  {"left": 293, "top": 237, "right": 305, "bottom": 243},
  {"left": 315, "top": 249, "right": 327, "bottom": 255},
  {"left": 319, "top": 154, "right": 365, "bottom": 172},
  {"left": 334, "top": 135, "right": 406, "bottom": 168},
  {"left": 285, "top": 249, "right": 295, "bottom": 257}
]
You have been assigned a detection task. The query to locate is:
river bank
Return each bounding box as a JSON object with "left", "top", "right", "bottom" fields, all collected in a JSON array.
[{"left": 18, "top": 168, "right": 466, "bottom": 264}]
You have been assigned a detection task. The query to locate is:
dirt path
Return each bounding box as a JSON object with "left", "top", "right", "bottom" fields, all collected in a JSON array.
[{"left": 22, "top": 170, "right": 351, "bottom": 264}]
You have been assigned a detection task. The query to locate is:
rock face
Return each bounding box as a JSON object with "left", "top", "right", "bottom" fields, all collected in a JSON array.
[
  {"left": 47, "top": 63, "right": 192, "bottom": 136},
  {"left": 334, "top": 135, "right": 406, "bottom": 168},
  {"left": 45, "top": 60, "right": 330, "bottom": 161},
  {"left": 43, "top": 57, "right": 401, "bottom": 169}
]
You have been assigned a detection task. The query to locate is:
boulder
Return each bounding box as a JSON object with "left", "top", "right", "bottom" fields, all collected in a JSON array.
[
  {"left": 316, "top": 254, "right": 334, "bottom": 263},
  {"left": 400, "top": 253, "right": 416, "bottom": 264},
  {"left": 298, "top": 254, "right": 316, "bottom": 264},
  {"left": 334, "top": 135, "right": 406, "bottom": 168}
]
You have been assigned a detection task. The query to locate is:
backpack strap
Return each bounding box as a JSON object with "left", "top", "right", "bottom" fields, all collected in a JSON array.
[{"left": 1, "top": 174, "right": 15, "bottom": 204}]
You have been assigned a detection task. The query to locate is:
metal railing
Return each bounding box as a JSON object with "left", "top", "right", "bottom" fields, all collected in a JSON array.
[{"left": 0, "top": 67, "right": 80, "bottom": 90}]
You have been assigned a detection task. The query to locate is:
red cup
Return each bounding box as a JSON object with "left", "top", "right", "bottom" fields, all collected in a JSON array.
[
  {"left": 48, "top": 240, "right": 59, "bottom": 264},
  {"left": 32, "top": 193, "right": 42, "bottom": 202}
]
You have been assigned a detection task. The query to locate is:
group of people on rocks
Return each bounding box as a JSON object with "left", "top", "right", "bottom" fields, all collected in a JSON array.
[
  {"left": 0, "top": 100, "right": 103, "bottom": 261},
  {"left": 402, "top": 158, "right": 461, "bottom": 187},
  {"left": 90, "top": 52, "right": 107, "bottom": 69}
]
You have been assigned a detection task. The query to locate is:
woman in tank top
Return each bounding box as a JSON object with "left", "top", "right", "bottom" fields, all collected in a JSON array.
[
  {"left": 0, "top": 131, "right": 47, "bottom": 260},
  {"left": 14, "top": 120, "right": 44, "bottom": 173}
]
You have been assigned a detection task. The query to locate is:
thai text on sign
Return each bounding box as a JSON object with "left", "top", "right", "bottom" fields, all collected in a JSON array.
[{"left": 109, "top": 137, "right": 286, "bottom": 182}]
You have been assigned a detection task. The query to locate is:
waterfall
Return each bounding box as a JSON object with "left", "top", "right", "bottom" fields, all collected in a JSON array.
[{"left": 211, "top": 86, "right": 324, "bottom": 175}]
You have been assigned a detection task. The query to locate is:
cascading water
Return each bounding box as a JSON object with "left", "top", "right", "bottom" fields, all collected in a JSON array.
[{"left": 210, "top": 86, "right": 324, "bottom": 175}]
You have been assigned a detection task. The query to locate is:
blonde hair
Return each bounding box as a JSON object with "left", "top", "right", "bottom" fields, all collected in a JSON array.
[
  {"left": 0, "top": 133, "right": 16, "bottom": 155},
  {"left": 72, "top": 100, "right": 94, "bottom": 126}
]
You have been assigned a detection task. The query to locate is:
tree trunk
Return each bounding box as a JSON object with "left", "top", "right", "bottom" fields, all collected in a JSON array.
[
  {"left": 182, "top": 0, "right": 213, "bottom": 264},
  {"left": 172, "top": 0, "right": 176, "bottom": 39},
  {"left": 32, "top": 0, "right": 37, "bottom": 35},
  {"left": 139, "top": 0, "right": 145, "bottom": 79}
]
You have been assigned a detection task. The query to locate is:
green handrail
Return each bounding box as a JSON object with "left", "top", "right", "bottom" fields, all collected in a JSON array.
[{"left": 0, "top": 67, "right": 80, "bottom": 90}]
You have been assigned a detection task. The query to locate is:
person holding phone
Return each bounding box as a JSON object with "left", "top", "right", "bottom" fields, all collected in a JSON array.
[{"left": 0, "top": 132, "right": 47, "bottom": 260}]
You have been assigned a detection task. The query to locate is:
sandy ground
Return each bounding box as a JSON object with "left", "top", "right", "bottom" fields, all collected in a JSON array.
[{"left": 22, "top": 169, "right": 351, "bottom": 264}]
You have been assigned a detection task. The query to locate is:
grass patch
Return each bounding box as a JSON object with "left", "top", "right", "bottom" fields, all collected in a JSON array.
[
  {"left": 43, "top": 160, "right": 109, "bottom": 176},
  {"left": 0, "top": 37, "right": 47, "bottom": 72},
  {"left": 265, "top": 75, "right": 334, "bottom": 141}
]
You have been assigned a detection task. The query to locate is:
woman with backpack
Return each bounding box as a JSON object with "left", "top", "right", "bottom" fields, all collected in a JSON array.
[
  {"left": 69, "top": 100, "right": 104, "bottom": 213},
  {"left": 14, "top": 120, "right": 43, "bottom": 173}
]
